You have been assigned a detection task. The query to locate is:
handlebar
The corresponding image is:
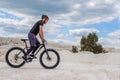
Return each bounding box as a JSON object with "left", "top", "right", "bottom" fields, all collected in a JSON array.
[{"left": 41, "top": 41, "right": 48, "bottom": 45}]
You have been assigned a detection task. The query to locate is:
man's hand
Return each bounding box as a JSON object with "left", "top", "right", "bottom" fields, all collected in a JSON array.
[
  {"left": 42, "top": 38, "right": 46, "bottom": 43},
  {"left": 43, "top": 40, "right": 48, "bottom": 45}
]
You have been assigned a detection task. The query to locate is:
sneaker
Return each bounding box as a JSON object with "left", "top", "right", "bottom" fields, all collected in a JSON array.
[
  {"left": 29, "top": 54, "right": 37, "bottom": 59},
  {"left": 29, "top": 54, "right": 34, "bottom": 58}
]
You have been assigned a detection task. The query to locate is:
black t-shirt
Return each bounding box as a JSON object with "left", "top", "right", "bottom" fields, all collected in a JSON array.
[{"left": 30, "top": 20, "right": 44, "bottom": 35}]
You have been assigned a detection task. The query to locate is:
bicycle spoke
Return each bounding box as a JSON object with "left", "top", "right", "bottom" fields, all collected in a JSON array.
[
  {"left": 6, "top": 48, "right": 25, "bottom": 67},
  {"left": 40, "top": 49, "right": 60, "bottom": 69}
]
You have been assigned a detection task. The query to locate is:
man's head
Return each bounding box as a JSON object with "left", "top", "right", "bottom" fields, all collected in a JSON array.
[{"left": 42, "top": 15, "right": 49, "bottom": 24}]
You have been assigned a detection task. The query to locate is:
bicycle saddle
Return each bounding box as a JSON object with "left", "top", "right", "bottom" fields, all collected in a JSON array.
[{"left": 21, "top": 39, "right": 28, "bottom": 42}]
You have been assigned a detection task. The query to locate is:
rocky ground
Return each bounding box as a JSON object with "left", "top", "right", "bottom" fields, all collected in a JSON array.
[{"left": 0, "top": 37, "right": 120, "bottom": 80}]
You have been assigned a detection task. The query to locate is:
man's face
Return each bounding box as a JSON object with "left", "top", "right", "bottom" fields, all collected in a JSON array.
[{"left": 43, "top": 18, "right": 49, "bottom": 24}]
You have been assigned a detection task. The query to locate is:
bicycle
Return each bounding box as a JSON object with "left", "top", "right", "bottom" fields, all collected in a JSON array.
[{"left": 5, "top": 39, "right": 60, "bottom": 69}]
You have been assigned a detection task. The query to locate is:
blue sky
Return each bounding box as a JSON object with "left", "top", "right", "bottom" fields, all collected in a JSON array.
[{"left": 0, "top": 0, "right": 120, "bottom": 48}]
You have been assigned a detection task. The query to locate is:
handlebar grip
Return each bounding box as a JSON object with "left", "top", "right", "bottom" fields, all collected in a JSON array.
[{"left": 43, "top": 41, "right": 47, "bottom": 45}]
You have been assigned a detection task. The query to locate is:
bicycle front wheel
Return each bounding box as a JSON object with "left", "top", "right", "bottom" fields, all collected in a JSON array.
[
  {"left": 39, "top": 49, "right": 60, "bottom": 69},
  {"left": 5, "top": 47, "right": 26, "bottom": 68}
]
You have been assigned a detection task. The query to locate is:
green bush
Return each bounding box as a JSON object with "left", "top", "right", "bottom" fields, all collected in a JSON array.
[
  {"left": 80, "top": 32, "right": 106, "bottom": 54},
  {"left": 72, "top": 45, "right": 78, "bottom": 53}
]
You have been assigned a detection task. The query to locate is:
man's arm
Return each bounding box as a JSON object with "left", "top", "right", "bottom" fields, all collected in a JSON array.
[{"left": 39, "top": 25, "right": 46, "bottom": 42}]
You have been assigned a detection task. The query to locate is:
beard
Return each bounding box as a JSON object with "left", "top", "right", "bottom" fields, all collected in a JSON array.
[{"left": 43, "top": 20, "right": 46, "bottom": 24}]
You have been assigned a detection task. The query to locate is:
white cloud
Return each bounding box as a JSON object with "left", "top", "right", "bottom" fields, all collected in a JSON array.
[
  {"left": 48, "top": 38, "right": 76, "bottom": 45},
  {"left": 99, "top": 29, "right": 120, "bottom": 48},
  {"left": 87, "top": 2, "right": 96, "bottom": 7},
  {"left": 114, "top": 3, "right": 120, "bottom": 21},
  {"left": 44, "top": 23, "right": 61, "bottom": 35},
  {"left": 0, "top": 0, "right": 118, "bottom": 26},
  {"left": 57, "top": 34, "right": 65, "bottom": 38},
  {"left": 73, "top": 4, "right": 81, "bottom": 9},
  {"left": 0, "top": 27, "right": 5, "bottom": 33},
  {"left": 0, "top": 9, "right": 62, "bottom": 39},
  {"left": 0, "top": 0, "right": 120, "bottom": 48},
  {"left": 52, "top": 0, "right": 118, "bottom": 26},
  {"left": 69, "top": 28, "right": 99, "bottom": 36},
  {"left": 0, "top": 9, "right": 35, "bottom": 27},
  {"left": 0, "top": 12, "right": 5, "bottom": 16},
  {"left": 108, "top": 30, "right": 120, "bottom": 39},
  {"left": 0, "top": 33, "right": 27, "bottom": 38},
  {"left": 0, "top": 0, "right": 119, "bottom": 26},
  {"left": 99, "top": 38, "right": 120, "bottom": 48},
  {"left": 9, "top": 33, "right": 27, "bottom": 38},
  {"left": 105, "top": 0, "right": 114, "bottom": 4},
  {"left": 101, "top": 30, "right": 120, "bottom": 48}
]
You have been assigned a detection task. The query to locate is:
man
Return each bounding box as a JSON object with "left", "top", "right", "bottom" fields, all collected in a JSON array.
[{"left": 23, "top": 15, "right": 49, "bottom": 61}]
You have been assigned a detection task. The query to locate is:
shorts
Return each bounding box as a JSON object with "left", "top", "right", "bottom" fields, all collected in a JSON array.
[{"left": 28, "top": 32, "right": 40, "bottom": 46}]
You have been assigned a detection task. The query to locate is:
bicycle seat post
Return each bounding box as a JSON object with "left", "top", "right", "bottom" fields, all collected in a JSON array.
[
  {"left": 24, "top": 41, "right": 28, "bottom": 50},
  {"left": 21, "top": 39, "right": 29, "bottom": 50}
]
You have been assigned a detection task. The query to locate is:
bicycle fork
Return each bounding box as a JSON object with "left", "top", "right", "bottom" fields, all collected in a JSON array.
[{"left": 43, "top": 45, "right": 51, "bottom": 60}]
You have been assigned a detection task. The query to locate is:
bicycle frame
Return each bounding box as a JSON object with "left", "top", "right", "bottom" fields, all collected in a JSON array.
[
  {"left": 21, "top": 39, "right": 50, "bottom": 58},
  {"left": 34, "top": 44, "right": 48, "bottom": 57},
  {"left": 22, "top": 42, "right": 49, "bottom": 58}
]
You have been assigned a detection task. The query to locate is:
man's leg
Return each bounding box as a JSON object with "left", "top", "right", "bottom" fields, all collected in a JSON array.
[
  {"left": 31, "top": 38, "right": 40, "bottom": 55},
  {"left": 25, "top": 46, "right": 35, "bottom": 56},
  {"left": 24, "top": 33, "right": 36, "bottom": 60}
]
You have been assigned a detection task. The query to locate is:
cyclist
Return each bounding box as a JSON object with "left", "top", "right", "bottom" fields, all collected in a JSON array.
[{"left": 23, "top": 15, "right": 49, "bottom": 61}]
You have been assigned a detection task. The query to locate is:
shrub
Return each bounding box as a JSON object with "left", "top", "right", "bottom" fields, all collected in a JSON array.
[
  {"left": 72, "top": 45, "right": 78, "bottom": 53},
  {"left": 80, "top": 32, "right": 106, "bottom": 54}
]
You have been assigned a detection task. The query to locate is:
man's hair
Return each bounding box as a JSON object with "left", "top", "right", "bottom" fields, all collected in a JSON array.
[{"left": 42, "top": 15, "right": 49, "bottom": 19}]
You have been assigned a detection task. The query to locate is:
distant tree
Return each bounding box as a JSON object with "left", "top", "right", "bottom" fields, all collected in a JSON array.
[
  {"left": 72, "top": 45, "right": 78, "bottom": 53},
  {"left": 80, "top": 32, "right": 105, "bottom": 54},
  {"left": 80, "top": 36, "right": 87, "bottom": 51}
]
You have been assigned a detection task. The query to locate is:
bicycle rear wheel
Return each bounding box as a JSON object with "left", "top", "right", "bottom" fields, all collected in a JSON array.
[
  {"left": 5, "top": 47, "right": 26, "bottom": 68},
  {"left": 39, "top": 49, "right": 60, "bottom": 69}
]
